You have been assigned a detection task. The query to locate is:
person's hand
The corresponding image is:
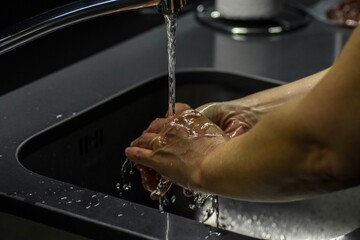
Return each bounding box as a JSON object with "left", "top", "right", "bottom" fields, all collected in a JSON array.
[
  {"left": 197, "top": 102, "right": 260, "bottom": 138},
  {"left": 125, "top": 107, "right": 229, "bottom": 198},
  {"left": 131, "top": 103, "right": 192, "bottom": 199}
]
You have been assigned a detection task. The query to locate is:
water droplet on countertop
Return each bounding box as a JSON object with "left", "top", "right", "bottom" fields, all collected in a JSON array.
[{"left": 56, "top": 114, "right": 63, "bottom": 119}]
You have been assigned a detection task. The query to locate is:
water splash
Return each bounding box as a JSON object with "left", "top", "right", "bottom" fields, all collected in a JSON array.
[
  {"left": 150, "top": 13, "right": 178, "bottom": 211},
  {"left": 118, "top": 13, "right": 220, "bottom": 227},
  {"left": 118, "top": 158, "right": 134, "bottom": 196}
]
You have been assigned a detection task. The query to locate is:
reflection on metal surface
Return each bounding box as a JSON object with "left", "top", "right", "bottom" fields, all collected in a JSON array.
[
  {"left": 196, "top": 2, "right": 311, "bottom": 35},
  {"left": 0, "top": 0, "right": 187, "bottom": 55},
  {"left": 217, "top": 187, "right": 360, "bottom": 239}
]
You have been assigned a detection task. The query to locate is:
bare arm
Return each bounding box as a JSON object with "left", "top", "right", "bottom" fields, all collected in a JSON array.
[
  {"left": 197, "top": 68, "right": 330, "bottom": 138},
  {"left": 198, "top": 27, "right": 360, "bottom": 202},
  {"left": 198, "top": 68, "right": 329, "bottom": 116},
  {"left": 230, "top": 68, "right": 330, "bottom": 113},
  {"left": 126, "top": 27, "right": 360, "bottom": 202}
]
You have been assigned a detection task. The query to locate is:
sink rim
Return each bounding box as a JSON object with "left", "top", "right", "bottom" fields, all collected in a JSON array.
[{"left": 10, "top": 69, "right": 284, "bottom": 240}]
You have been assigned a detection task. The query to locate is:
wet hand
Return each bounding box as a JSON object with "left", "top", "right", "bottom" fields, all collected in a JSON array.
[
  {"left": 125, "top": 108, "right": 229, "bottom": 197},
  {"left": 197, "top": 102, "right": 259, "bottom": 138}
]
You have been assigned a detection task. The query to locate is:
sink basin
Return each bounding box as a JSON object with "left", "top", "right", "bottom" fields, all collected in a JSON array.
[{"left": 17, "top": 71, "right": 360, "bottom": 239}]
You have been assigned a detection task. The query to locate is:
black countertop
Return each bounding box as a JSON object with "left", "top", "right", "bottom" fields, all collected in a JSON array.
[{"left": 0, "top": 2, "right": 358, "bottom": 239}]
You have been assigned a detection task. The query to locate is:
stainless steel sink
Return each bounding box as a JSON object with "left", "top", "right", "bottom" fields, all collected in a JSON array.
[{"left": 17, "top": 71, "right": 360, "bottom": 239}]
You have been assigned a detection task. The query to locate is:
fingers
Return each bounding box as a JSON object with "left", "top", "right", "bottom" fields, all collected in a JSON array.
[
  {"left": 150, "top": 179, "right": 172, "bottom": 200},
  {"left": 131, "top": 133, "right": 158, "bottom": 149},
  {"left": 136, "top": 165, "right": 160, "bottom": 192},
  {"left": 136, "top": 163, "right": 172, "bottom": 200},
  {"left": 144, "top": 103, "right": 193, "bottom": 133},
  {"left": 125, "top": 147, "right": 154, "bottom": 168},
  {"left": 166, "top": 103, "right": 192, "bottom": 117},
  {"left": 143, "top": 118, "right": 168, "bottom": 133}
]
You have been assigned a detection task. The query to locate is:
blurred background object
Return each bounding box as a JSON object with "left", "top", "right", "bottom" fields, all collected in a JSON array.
[
  {"left": 309, "top": 0, "right": 360, "bottom": 27},
  {"left": 326, "top": 0, "right": 360, "bottom": 27}
]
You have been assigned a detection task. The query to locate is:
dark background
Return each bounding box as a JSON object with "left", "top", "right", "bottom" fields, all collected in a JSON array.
[
  {"left": 0, "top": 1, "right": 76, "bottom": 29},
  {"left": 0, "top": 1, "right": 164, "bottom": 96}
]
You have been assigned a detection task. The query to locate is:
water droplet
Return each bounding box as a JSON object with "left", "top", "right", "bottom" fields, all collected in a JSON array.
[
  {"left": 117, "top": 213, "right": 123, "bottom": 217},
  {"left": 115, "top": 183, "right": 121, "bottom": 190},
  {"left": 86, "top": 205, "right": 91, "bottom": 209},
  {"left": 205, "top": 228, "right": 221, "bottom": 239},
  {"left": 60, "top": 197, "right": 67, "bottom": 200},
  {"left": 56, "top": 114, "right": 63, "bottom": 119},
  {"left": 189, "top": 204, "right": 196, "bottom": 210},
  {"left": 183, "top": 188, "right": 193, "bottom": 197},
  {"left": 162, "top": 197, "right": 169, "bottom": 206},
  {"left": 170, "top": 195, "right": 176, "bottom": 203},
  {"left": 76, "top": 200, "right": 82, "bottom": 203},
  {"left": 123, "top": 183, "right": 131, "bottom": 191}
]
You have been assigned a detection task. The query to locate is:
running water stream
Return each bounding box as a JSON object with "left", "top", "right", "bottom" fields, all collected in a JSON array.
[
  {"left": 152, "top": 14, "right": 220, "bottom": 224},
  {"left": 165, "top": 14, "right": 177, "bottom": 116},
  {"left": 149, "top": 14, "right": 178, "bottom": 204},
  {"left": 119, "top": 13, "right": 219, "bottom": 226}
]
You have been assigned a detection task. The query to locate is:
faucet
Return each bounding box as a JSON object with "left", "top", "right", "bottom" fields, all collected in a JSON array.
[{"left": 0, "top": 0, "right": 186, "bottom": 55}]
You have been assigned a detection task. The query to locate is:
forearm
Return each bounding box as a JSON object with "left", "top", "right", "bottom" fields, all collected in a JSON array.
[
  {"left": 197, "top": 28, "right": 360, "bottom": 202},
  {"left": 233, "top": 68, "right": 330, "bottom": 114},
  {"left": 199, "top": 100, "right": 344, "bottom": 202},
  {"left": 197, "top": 68, "right": 330, "bottom": 133}
]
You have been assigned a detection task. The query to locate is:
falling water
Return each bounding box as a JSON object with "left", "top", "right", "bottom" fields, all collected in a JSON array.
[
  {"left": 165, "top": 14, "right": 177, "bottom": 116},
  {"left": 149, "top": 13, "right": 178, "bottom": 208},
  {"left": 119, "top": 13, "right": 220, "bottom": 229}
]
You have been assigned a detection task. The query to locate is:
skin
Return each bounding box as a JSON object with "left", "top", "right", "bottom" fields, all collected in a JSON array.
[{"left": 126, "top": 26, "right": 360, "bottom": 202}]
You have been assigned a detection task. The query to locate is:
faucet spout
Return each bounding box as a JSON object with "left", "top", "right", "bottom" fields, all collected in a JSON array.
[
  {"left": 0, "top": 0, "right": 185, "bottom": 55},
  {"left": 158, "top": 0, "right": 186, "bottom": 15}
]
